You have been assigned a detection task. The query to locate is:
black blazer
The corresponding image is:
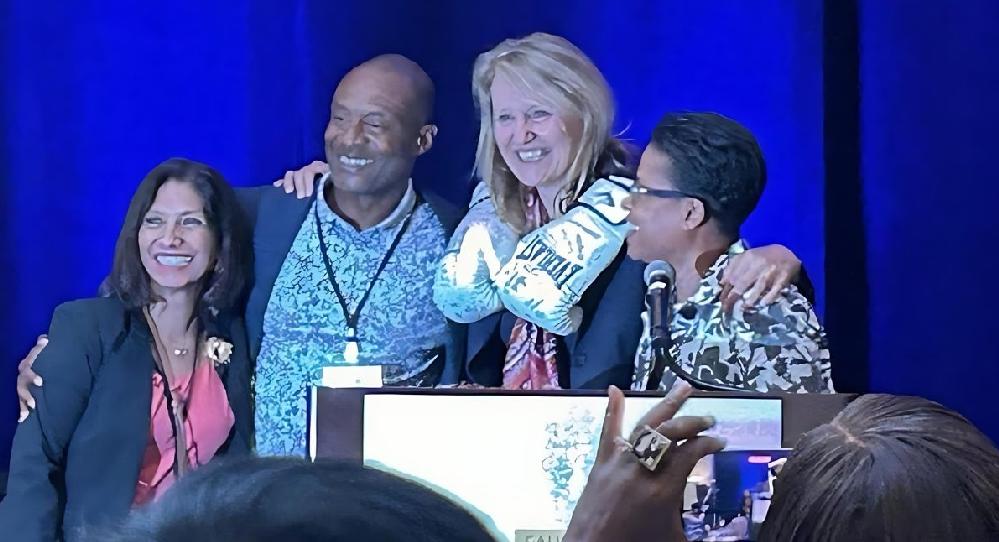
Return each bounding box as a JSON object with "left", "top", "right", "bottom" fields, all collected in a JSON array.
[
  {"left": 466, "top": 249, "right": 647, "bottom": 389},
  {"left": 0, "top": 297, "right": 252, "bottom": 542}
]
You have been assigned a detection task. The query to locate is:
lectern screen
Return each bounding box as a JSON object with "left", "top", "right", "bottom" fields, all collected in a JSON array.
[{"left": 362, "top": 394, "right": 781, "bottom": 541}]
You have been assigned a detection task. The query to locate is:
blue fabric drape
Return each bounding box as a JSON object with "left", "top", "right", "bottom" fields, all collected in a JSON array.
[{"left": 2, "top": 0, "right": 995, "bottom": 469}]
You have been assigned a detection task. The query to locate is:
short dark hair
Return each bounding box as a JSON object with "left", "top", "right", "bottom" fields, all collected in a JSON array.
[
  {"left": 760, "top": 394, "right": 999, "bottom": 541},
  {"left": 648, "top": 112, "right": 766, "bottom": 236},
  {"left": 108, "top": 158, "right": 250, "bottom": 325},
  {"left": 93, "top": 457, "right": 497, "bottom": 542}
]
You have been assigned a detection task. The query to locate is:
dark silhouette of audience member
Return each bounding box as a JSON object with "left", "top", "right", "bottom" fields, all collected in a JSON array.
[
  {"left": 89, "top": 391, "right": 999, "bottom": 542},
  {"left": 95, "top": 383, "right": 719, "bottom": 542},
  {"left": 90, "top": 457, "right": 498, "bottom": 542},
  {"left": 760, "top": 394, "right": 999, "bottom": 541}
]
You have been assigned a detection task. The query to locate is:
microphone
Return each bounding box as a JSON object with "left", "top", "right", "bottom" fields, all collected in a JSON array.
[
  {"left": 643, "top": 260, "right": 744, "bottom": 392},
  {"left": 644, "top": 260, "right": 675, "bottom": 391},
  {"left": 644, "top": 260, "right": 675, "bottom": 348}
]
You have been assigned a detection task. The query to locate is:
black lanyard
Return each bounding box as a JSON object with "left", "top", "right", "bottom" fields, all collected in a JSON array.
[
  {"left": 313, "top": 192, "right": 420, "bottom": 358},
  {"left": 143, "top": 308, "right": 195, "bottom": 478}
]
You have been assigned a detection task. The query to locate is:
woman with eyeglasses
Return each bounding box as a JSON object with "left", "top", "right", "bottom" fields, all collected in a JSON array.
[
  {"left": 432, "top": 33, "right": 805, "bottom": 390},
  {"left": 624, "top": 112, "right": 832, "bottom": 393}
]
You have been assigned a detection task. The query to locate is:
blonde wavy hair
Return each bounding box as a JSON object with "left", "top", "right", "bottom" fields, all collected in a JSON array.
[{"left": 472, "top": 32, "right": 628, "bottom": 233}]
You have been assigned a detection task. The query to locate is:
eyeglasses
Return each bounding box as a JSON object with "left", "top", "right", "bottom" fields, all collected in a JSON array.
[
  {"left": 629, "top": 183, "right": 719, "bottom": 214},
  {"left": 629, "top": 185, "right": 696, "bottom": 199}
]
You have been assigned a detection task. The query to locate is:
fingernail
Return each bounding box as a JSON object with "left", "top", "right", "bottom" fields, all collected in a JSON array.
[
  {"left": 18, "top": 411, "right": 27, "bottom": 423},
  {"left": 39, "top": 338, "right": 48, "bottom": 345},
  {"left": 27, "top": 399, "right": 35, "bottom": 409},
  {"left": 34, "top": 376, "right": 43, "bottom": 386}
]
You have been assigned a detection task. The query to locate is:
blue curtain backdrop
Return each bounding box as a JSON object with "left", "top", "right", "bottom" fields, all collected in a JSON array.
[{"left": 1, "top": 1, "right": 996, "bottom": 470}]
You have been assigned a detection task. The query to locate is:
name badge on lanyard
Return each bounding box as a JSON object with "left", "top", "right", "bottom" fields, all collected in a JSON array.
[
  {"left": 313, "top": 188, "right": 420, "bottom": 388},
  {"left": 321, "top": 365, "right": 384, "bottom": 388}
]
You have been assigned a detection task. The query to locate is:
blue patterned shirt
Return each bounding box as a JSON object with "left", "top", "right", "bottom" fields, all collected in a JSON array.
[{"left": 254, "top": 175, "right": 449, "bottom": 456}]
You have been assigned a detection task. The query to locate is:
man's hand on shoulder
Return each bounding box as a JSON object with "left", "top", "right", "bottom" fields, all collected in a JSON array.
[{"left": 272, "top": 160, "right": 329, "bottom": 199}]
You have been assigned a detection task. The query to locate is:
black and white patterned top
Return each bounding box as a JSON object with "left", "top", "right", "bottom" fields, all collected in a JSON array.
[{"left": 632, "top": 241, "right": 834, "bottom": 393}]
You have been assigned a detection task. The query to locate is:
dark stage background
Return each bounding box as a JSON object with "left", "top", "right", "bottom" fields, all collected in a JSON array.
[{"left": 1, "top": 1, "right": 997, "bottom": 470}]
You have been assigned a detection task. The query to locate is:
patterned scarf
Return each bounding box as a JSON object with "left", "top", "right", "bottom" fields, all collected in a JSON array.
[{"left": 502, "top": 189, "right": 561, "bottom": 390}]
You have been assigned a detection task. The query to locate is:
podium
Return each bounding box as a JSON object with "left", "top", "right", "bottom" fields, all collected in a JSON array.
[
  {"left": 307, "top": 388, "right": 855, "bottom": 541},
  {"left": 309, "top": 387, "right": 855, "bottom": 460}
]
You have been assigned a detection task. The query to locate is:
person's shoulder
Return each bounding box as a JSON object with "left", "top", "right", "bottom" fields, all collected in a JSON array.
[
  {"left": 249, "top": 185, "right": 316, "bottom": 243},
  {"left": 53, "top": 296, "right": 128, "bottom": 322},
  {"left": 254, "top": 173, "right": 320, "bottom": 217},
  {"left": 582, "top": 251, "right": 645, "bottom": 318},
  {"left": 775, "top": 284, "right": 820, "bottom": 319},
  {"left": 48, "top": 297, "right": 132, "bottom": 349},
  {"left": 418, "top": 187, "right": 465, "bottom": 235},
  {"left": 739, "top": 285, "right": 824, "bottom": 339},
  {"left": 602, "top": 251, "right": 645, "bottom": 284},
  {"left": 256, "top": 183, "right": 314, "bottom": 210}
]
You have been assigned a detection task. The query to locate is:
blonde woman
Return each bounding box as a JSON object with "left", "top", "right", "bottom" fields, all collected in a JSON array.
[
  {"left": 433, "top": 33, "right": 804, "bottom": 390},
  {"left": 275, "top": 34, "right": 806, "bottom": 390}
]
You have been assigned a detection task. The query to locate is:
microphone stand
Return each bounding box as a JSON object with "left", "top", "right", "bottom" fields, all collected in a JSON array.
[
  {"left": 647, "top": 336, "right": 746, "bottom": 393},
  {"left": 643, "top": 265, "right": 746, "bottom": 393}
]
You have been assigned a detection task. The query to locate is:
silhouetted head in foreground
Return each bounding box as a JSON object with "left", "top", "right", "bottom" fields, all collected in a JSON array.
[
  {"left": 93, "top": 456, "right": 497, "bottom": 542},
  {"left": 760, "top": 394, "right": 999, "bottom": 541}
]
